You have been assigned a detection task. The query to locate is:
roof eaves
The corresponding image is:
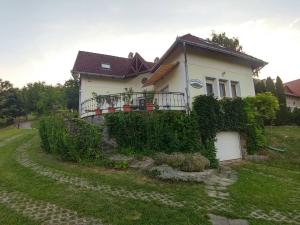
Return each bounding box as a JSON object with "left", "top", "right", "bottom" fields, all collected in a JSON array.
[
  {"left": 177, "top": 38, "right": 268, "bottom": 68},
  {"left": 151, "top": 38, "right": 180, "bottom": 72},
  {"left": 71, "top": 70, "right": 126, "bottom": 79}
]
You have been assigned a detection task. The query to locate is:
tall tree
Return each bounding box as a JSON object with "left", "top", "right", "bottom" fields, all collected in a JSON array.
[
  {"left": 254, "top": 79, "right": 266, "bottom": 94},
  {"left": 265, "top": 77, "right": 276, "bottom": 94},
  {"left": 63, "top": 78, "right": 79, "bottom": 110},
  {"left": 275, "top": 76, "right": 289, "bottom": 125},
  {"left": 275, "top": 76, "right": 286, "bottom": 106},
  {"left": 208, "top": 31, "right": 243, "bottom": 52}
]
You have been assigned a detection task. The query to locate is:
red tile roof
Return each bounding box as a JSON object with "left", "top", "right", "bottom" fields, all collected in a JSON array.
[
  {"left": 72, "top": 34, "right": 267, "bottom": 79},
  {"left": 151, "top": 34, "right": 267, "bottom": 72},
  {"left": 179, "top": 34, "right": 267, "bottom": 67},
  {"left": 72, "top": 51, "right": 154, "bottom": 78},
  {"left": 284, "top": 79, "right": 300, "bottom": 97}
]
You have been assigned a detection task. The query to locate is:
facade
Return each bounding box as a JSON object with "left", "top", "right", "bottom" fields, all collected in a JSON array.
[
  {"left": 284, "top": 79, "right": 300, "bottom": 111},
  {"left": 71, "top": 34, "right": 267, "bottom": 117}
]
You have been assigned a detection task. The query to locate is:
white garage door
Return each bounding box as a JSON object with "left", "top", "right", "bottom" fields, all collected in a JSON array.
[{"left": 215, "top": 132, "right": 241, "bottom": 161}]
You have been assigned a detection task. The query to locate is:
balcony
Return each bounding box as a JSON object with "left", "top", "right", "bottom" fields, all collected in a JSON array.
[{"left": 80, "top": 92, "right": 186, "bottom": 118}]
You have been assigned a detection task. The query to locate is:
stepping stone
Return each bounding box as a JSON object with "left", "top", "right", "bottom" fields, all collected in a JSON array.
[{"left": 208, "top": 214, "right": 249, "bottom": 225}]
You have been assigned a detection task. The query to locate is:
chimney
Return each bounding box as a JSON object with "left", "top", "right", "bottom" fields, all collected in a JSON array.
[
  {"left": 154, "top": 57, "right": 159, "bottom": 63},
  {"left": 128, "top": 52, "right": 134, "bottom": 59}
]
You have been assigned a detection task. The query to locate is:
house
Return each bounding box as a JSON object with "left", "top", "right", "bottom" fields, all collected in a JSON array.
[
  {"left": 71, "top": 33, "right": 267, "bottom": 161},
  {"left": 284, "top": 79, "right": 300, "bottom": 111}
]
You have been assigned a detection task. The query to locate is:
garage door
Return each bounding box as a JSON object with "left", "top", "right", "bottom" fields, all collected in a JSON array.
[{"left": 215, "top": 132, "right": 241, "bottom": 161}]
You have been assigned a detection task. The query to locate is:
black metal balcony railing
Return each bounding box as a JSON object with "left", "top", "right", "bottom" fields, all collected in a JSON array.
[{"left": 80, "top": 92, "right": 186, "bottom": 118}]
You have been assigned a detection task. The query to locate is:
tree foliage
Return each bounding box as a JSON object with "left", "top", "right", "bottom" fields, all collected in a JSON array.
[
  {"left": 208, "top": 31, "right": 243, "bottom": 52},
  {"left": 254, "top": 79, "right": 266, "bottom": 94},
  {"left": 265, "top": 77, "right": 276, "bottom": 94},
  {"left": 0, "top": 79, "right": 24, "bottom": 126}
]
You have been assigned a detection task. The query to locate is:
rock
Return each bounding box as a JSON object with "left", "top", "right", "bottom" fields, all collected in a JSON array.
[
  {"left": 129, "top": 157, "right": 154, "bottom": 170},
  {"left": 109, "top": 154, "right": 134, "bottom": 162},
  {"left": 208, "top": 214, "right": 249, "bottom": 225},
  {"left": 150, "top": 165, "right": 215, "bottom": 183}
]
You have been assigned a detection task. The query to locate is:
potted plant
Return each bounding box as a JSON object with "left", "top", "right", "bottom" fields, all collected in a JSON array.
[
  {"left": 143, "top": 90, "right": 155, "bottom": 112},
  {"left": 122, "top": 87, "right": 133, "bottom": 112},
  {"left": 105, "top": 95, "right": 119, "bottom": 113},
  {"left": 92, "top": 92, "right": 105, "bottom": 115}
]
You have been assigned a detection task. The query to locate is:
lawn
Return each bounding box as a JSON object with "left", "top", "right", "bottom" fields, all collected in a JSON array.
[{"left": 0, "top": 125, "right": 299, "bottom": 225}]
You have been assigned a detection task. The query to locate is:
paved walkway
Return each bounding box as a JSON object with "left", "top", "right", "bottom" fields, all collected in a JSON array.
[
  {"left": 16, "top": 136, "right": 183, "bottom": 208},
  {"left": 0, "top": 188, "right": 106, "bottom": 225},
  {"left": 209, "top": 214, "right": 248, "bottom": 225},
  {"left": 10, "top": 135, "right": 300, "bottom": 225},
  {"left": 204, "top": 166, "right": 237, "bottom": 200}
]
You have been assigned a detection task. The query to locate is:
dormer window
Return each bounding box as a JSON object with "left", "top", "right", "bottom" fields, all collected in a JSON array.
[{"left": 101, "top": 63, "right": 111, "bottom": 70}]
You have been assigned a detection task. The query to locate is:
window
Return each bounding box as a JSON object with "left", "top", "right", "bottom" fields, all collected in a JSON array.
[
  {"left": 206, "top": 83, "right": 214, "bottom": 96},
  {"left": 219, "top": 81, "right": 226, "bottom": 97},
  {"left": 101, "top": 63, "right": 111, "bottom": 69},
  {"left": 231, "top": 83, "right": 237, "bottom": 98}
]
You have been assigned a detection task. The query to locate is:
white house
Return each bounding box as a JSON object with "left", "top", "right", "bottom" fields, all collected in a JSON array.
[
  {"left": 284, "top": 79, "right": 300, "bottom": 111},
  {"left": 72, "top": 34, "right": 266, "bottom": 116},
  {"left": 71, "top": 33, "right": 267, "bottom": 161}
]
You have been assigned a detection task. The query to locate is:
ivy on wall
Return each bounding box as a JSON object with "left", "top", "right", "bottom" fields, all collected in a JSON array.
[{"left": 105, "top": 111, "right": 202, "bottom": 154}]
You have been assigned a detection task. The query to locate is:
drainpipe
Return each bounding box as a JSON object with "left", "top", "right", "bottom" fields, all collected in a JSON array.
[
  {"left": 183, "top": 41, "right": 190, "bottom": 113},
  {"left": 78, "top": 75, "right": 82, "bottom": 117}
]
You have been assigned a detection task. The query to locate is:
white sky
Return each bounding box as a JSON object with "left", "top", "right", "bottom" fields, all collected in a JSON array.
[{"left": 0, "top": 0, "right": 299, "bottom": 87}]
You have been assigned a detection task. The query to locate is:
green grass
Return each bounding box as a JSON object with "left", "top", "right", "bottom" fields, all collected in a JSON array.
[{"left": 0, "top": 126, "right": 299, "bottom": 225}]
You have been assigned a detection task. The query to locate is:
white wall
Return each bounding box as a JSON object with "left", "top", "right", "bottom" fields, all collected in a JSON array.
[
  {"left": 187, "top": 47, "right": 255, "bottom": 100},
  {"left": 286, "top": 95, "right": 300, "bottom": 110},
  {"left": 80, "top": 73, "right": 152, "bottom": 103}
]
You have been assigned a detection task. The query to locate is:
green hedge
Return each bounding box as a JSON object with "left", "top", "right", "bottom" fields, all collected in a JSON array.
[
  {"left": 105, "top": 111, "right": 201, "bottom": 154},
  {"left": 39, "top": 115, "right": 102, "bottom": 162}
]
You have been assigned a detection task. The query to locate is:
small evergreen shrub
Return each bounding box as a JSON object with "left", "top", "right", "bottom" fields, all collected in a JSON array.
[
  {"left": 154, "top": 152, "right": 210, "bottom": 172},
  {"left": 39, "top": 115, "right": 102, "bottom": 162}
]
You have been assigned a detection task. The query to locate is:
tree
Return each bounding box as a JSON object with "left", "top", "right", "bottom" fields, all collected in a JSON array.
[
  {"left": 20, "top": 82, "right": 65, "bottom": 115},
  {"left": 208, "top": 31, "right": 243, "bottom": 52},
  {"left": 265, "top": 77, "right": 276, "bottom": 94},
  {"left": 254, "top": 79, "right": 266, "bottom": 94},
  {"left": 275, "top": 76, "right": 289, "bottom": 125},
  {"left": 275, "top": 76, "right": 286, "bottom": 106},
  {"left": 63, "top": 78, "right": 79, "bottom": 110},
  {"left": 0, "top": 79, "right": 24, "bottom": 126}
]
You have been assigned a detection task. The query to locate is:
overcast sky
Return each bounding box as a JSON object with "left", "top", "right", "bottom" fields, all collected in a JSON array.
[{"left": 0, "top": 0, "right": 299, "bottom": 87}]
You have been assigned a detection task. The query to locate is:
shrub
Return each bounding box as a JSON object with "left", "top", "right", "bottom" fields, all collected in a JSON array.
[
  {"left": 291, "top": 108, "right": 300, "bottom": 126},
  {"left": 39, "top": 115, "right": 102, "bottom": 162},
  {"left": 154, "top": 152, "right": 210, "bottom": 172},
  {"left": 244, "top": 92, "right": 279, "bottom": 124},
  {"left": 105, "top": 111, "right": 201, "bottom": 154}
]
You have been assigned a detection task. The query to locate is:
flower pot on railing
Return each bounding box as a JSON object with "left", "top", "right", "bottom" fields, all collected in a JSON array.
[
  {"left": 108, "top": 107, "right": 116, "bottom": 113},
  {"left": 123, "top": 104, "right": 131, "bottom": 112},
  {"left": 95, "top": 107, "right": 102, "bottom": 116},
  {"left": 146, "top": 102, "right": 154, "bottom": 112}
]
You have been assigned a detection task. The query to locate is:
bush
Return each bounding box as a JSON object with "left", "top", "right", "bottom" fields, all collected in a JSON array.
[
  {"left": 105, "top": 111, "right": 201, "bottom": 154},
  {"left": 154, "top": 152, "right": 210, "bottom": 172},
  {"left": 0, "top": 116, "right": 14, "bottom": 128},
  {"left": 291, "top": 108, "right": 300, "bottom": 126},
  {"left": 39, "top": 115, "right": 102, "bottom": 162}
]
